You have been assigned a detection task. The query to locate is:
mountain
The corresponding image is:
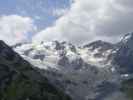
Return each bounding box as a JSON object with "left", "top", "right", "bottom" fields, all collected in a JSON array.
[
  {"left": 113, "top": 32, "right": 133, "bottom": 74},
  {"left": 84, "top": 40, "right": 114, "bottom": 50},
  {"left": 14, "top": 40, "right": 115, "bottom": 69},
  {"left": 13, "top": 33, "right": 133, "bottom": 100},
  {"left": 83, "top": 40, "right": 115, "bottom": 65},
  {"left": 0, "top": 40, "right": 71, "bottom": 100}
]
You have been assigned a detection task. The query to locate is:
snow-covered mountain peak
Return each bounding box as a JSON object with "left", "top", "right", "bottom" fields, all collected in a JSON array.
[
  {"left": 84, "top": 40, "right": 113, "bottom": 50},
  {"left": 120, "top": 32, "right": 133, "bottom": 44}
]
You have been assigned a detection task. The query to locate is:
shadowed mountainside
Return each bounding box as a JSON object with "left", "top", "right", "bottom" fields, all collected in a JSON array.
[{"left": 0, "top": 40, "right": 71, "bottom": 100}]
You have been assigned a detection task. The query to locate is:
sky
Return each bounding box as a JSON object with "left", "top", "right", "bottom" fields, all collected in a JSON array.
[{"left": 0, "top": 0, "right": 133, "bottom": 45}]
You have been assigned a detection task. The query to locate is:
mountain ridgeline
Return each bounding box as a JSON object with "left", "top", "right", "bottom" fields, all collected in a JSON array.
[{"left": 0, "top": 40, "right": 71, "bottom": 100}]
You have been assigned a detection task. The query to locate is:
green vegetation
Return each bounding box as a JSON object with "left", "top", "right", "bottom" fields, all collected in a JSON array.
[
  {"left": 0, "top": 74, "right": 71, "bottom": 100},
  {"left": 121, "top": 79, "right": 133, "bottom": 100},
  {"left": 0, "top": 63, "right": 71, "bottom": 100}
]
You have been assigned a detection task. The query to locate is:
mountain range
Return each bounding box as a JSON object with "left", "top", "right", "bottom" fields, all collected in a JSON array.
[{"left": 1, "top": 33, "right": 133, "bottom": 100}]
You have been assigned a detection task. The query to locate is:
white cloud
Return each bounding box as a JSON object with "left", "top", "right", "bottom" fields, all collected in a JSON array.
[
  {"left": 33, "top": 0, "right": 133, "bottom": 44},
  {"left": 0, "top": 15, "right": 36, "bottom": 45}
]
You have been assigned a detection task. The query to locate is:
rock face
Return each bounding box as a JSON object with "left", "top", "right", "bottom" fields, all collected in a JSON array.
[
  {"left": 113, "top": 33, "right": 133, "bottom": 74},
  {"left": 0, "top": 40, "right": 71, "bottom": 100},
  {"left": 84, "top": 40, "right": 114, "bottom": 51},
  {"left": 84, "top": 40, "right": 115, "bottom": 65}
]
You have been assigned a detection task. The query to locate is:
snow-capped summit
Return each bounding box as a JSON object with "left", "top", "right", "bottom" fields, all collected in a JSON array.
[
  {"left": 84, "top": 40, "right": 113, "bottom": 51},
  {"left": 82, "top": 40, "right": 115, "bottom": 66},
  {"left": 120, "top": 32, "right": 133, "bottom": 44}
]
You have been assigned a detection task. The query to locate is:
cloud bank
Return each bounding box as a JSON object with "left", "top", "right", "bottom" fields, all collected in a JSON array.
[
  {"left": 33, "top": 0, "right": 133, "bottom": 44},
  {"left": 0, "top": 15, "right": 36, "bottom": 45}
]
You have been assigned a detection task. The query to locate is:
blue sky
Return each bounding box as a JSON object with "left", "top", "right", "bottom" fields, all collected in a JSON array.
[{"left": 0, "top": 0, "right": 71, "bottom": 30}]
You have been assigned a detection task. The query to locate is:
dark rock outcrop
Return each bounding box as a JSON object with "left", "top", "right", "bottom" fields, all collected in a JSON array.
[{"left": 113, "top": 33, "right": 133, "bottom": 74}]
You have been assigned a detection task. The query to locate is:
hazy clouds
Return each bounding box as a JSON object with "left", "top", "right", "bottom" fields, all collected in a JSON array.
[
  {"left": 33, "top": 0, "right": 133, "bottom": 44},
  {"left": 0, "top": 15, "right": 36, "bottom": 45}
]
